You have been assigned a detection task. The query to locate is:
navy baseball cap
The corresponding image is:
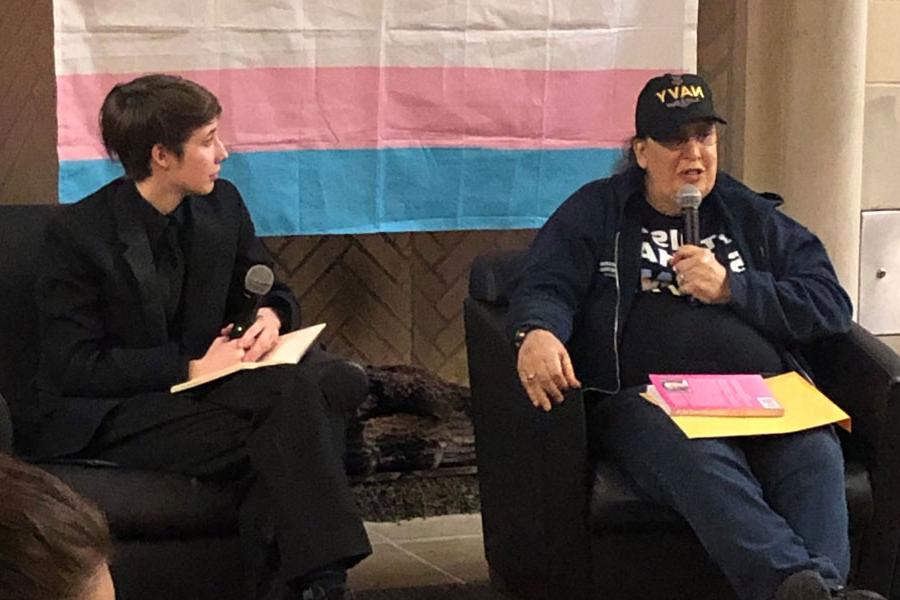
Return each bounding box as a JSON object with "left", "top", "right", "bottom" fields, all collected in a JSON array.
[{"left": 635, "top": 73, "right": 726, "bottom": 141}]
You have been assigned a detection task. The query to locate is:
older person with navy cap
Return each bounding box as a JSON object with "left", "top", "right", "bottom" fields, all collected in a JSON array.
[{"left": 507, "top": 73, "right": 883, "bottom": 600}]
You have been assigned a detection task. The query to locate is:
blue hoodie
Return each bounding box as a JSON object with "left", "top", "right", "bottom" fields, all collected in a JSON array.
[{"left": 507, "top": 166, "right": 853, "bottom": 395}]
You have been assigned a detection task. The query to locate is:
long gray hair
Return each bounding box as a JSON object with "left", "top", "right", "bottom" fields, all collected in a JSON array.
[{"left": 613, "top": 135, "right": 644, "bottom": 175}]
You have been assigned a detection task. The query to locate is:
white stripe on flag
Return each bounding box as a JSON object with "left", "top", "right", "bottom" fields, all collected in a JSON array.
[{"left": 54, "top": 0, "right": 697, "bottom": 75}]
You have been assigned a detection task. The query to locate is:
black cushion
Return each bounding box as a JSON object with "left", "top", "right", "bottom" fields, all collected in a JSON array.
[
  {"left": 40, "top": 462, "right": 239, "bottom": 539},
  {"left": 845, "top": 460, "right": 873, "bottom": 536},
  {"left": 0, "top": 393, "right": 12, "bottom": 454},
  {"left": 588, "top": 459, "right": 686, "bottom": 532}
]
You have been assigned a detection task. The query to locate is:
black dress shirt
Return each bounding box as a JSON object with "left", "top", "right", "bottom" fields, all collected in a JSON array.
[{"left": 130, "top": 186, "right": 189, "bottom": 333}]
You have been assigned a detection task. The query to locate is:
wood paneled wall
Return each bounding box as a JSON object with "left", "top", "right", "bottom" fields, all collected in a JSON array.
[
  {"left": 698, "top": 0, "right": 744, "bottom": 177},
  {"left": 0, "top": 0, "right": 56, "bottom": 204}
]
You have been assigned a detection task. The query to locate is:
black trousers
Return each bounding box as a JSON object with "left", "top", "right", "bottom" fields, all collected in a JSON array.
[{"left": 79, "top": 350, "right": 372, "bottom": 598}]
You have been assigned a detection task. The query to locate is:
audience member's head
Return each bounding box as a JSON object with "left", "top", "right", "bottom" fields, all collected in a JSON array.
[
  {"left": 99, "top": 73, "right": 222, "bottom": 181},
  {"left": 0, "top": 452, "right": 115, "bottom": 600}
]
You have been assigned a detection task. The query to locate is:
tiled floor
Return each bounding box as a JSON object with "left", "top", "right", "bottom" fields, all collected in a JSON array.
[{"left": 348, "top": 514, "right": 490, "bottom": 590}]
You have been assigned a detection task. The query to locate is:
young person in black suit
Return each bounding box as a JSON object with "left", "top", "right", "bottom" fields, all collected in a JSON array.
[{"left": 34, "top": 74, "right": 370, "bottom": 600}]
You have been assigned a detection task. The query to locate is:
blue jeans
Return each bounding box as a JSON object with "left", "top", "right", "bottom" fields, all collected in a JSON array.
[{"left": 590, "top": 390, "right": 849, "bottom": 600}]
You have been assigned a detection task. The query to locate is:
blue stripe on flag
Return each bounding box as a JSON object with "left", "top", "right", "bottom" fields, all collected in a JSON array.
[{"left": 59, "top": 147, "right": 622, "bottom": 235}]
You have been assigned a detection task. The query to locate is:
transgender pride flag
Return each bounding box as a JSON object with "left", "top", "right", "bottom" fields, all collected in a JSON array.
[{"left": 54, "top": 1, "right": 697, "bottom": 235}]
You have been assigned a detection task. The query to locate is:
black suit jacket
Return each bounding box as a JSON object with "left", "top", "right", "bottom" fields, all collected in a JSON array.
[{"left": 33, "top": 178, "right": 300, "bottom": 457}]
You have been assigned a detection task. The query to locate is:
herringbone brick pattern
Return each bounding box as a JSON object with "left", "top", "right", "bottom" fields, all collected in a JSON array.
[
  {"left": 266, "top": 233, "right": 413, "bottom": 366},
  {"left": 265, "top": 230, "right": 535, "bottom": 385},
  {"left": 410, "top": 231, "right": 535, "bottom": 383},
  {"left": 0, "top": 0, "right": 57, "bottom": 203}
]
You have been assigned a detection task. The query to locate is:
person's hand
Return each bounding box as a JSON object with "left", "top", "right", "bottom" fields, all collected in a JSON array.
[
  {"left": 188, "top": 335, "right": 245, "bottom": 379},
  {"left": 236, "top": 307, "right": 282, "bottom": 362},
  {"left": 517, "top": 329, "right": 581, "bottom": 412},
  {"left": 670, "top": 245, "right": 731, "bottom": 304}
]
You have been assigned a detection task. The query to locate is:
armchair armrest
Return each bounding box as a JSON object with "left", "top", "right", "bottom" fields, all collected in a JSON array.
[
  {"left": 800, "top": 323, "right": 900, "bottom": 596},
  {"left": 0, "top": 392, "right": 11, "bottom": 454},
  {"left": 465, "top": 249, "right": 592, "bottom": 599},
  {"left": 468, "top": 249, "right": 526, "bottom": 305},
  {"left": 801, "top": 323, "right": 900, "bottom": 468}
]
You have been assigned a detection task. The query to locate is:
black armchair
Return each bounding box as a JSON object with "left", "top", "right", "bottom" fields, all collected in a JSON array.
[
  {"left": 0, "top": 204, "right": 243, "bottom": 600},
  {"left": 465, "top": 249, "right": 900, "bottom": 600}
]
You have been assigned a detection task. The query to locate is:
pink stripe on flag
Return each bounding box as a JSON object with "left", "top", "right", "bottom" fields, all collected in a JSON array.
[{"left": 58, "top": 67, "right": 663, "bottom": 161}]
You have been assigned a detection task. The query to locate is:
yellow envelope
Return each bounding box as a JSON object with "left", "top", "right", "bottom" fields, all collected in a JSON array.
[{"left": 642, "top": 371, "right": 851, "bottom": 439}]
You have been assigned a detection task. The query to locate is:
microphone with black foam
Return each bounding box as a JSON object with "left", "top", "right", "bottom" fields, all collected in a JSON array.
[
  {"left": 228, "top": 264, "right": 275, "bottom": 339},
  {"left": 676, "top": 184, "right": 702, "bottom": 246},
  {"left": 676, "top": 184, "right": 703, "bottom": 305}
]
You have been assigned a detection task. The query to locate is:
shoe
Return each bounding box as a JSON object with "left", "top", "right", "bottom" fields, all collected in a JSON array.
[
  {"left": 831, "top": 586, "right": 886, "bottom": 599},
  {"left": 774, "top": 570, "right": 886, "bottom": 600},
  {"left": 299, "top": 584, "right": 345, "bottom": 600},
  {"left": 296, "top": 568, "right": 350, "bottom": 600},
  {"left": 317, "top": 360, "right": 370, "bottom": 413},
  {"left": 299, "top": 582, "right": 350, "bottom": 600},
  {"left": 775, "top": 570, "right": 831, "bottom": 600}
]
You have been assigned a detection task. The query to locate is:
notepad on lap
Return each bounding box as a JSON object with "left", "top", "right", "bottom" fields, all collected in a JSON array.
[
  {"left": 645, "top": 373, "right": 783, "bottom": 417},
  {"left": 171, "top": 323, "right": 326, "bottom": 393}
]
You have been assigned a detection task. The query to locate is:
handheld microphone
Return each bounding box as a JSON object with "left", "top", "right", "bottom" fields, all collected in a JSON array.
[
  {"left": 229, "top": 264, "right": 275, "bottom": 339},
  {"left": 676, "top": 184, "right": 702, "bottom": 246},
  {"left": 676, "top": 184, "right": 703, "bottom": 306}
]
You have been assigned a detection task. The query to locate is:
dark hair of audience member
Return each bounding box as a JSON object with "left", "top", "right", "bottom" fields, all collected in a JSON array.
[
  {"left": 99, "top": 73, "right": 222, "bottom": 181},
  {"left": 0, "top": 452, "right": 114, "bottom": 600}
]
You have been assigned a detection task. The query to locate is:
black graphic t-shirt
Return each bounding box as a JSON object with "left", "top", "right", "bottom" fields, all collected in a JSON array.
[
  {"left": 636, "top": 199, "right": 745, "bottom": 295},
  {"left": 618, "top": 199, "right": 784, "bottom": 388}
]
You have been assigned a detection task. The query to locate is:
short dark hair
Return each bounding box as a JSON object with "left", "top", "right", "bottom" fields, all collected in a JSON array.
[
  {"left": 99, "top": 73, "right": 222, "bottom": 181},
  {"left": 0, "top": 452, "right": 113, "bottom": 600}
]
